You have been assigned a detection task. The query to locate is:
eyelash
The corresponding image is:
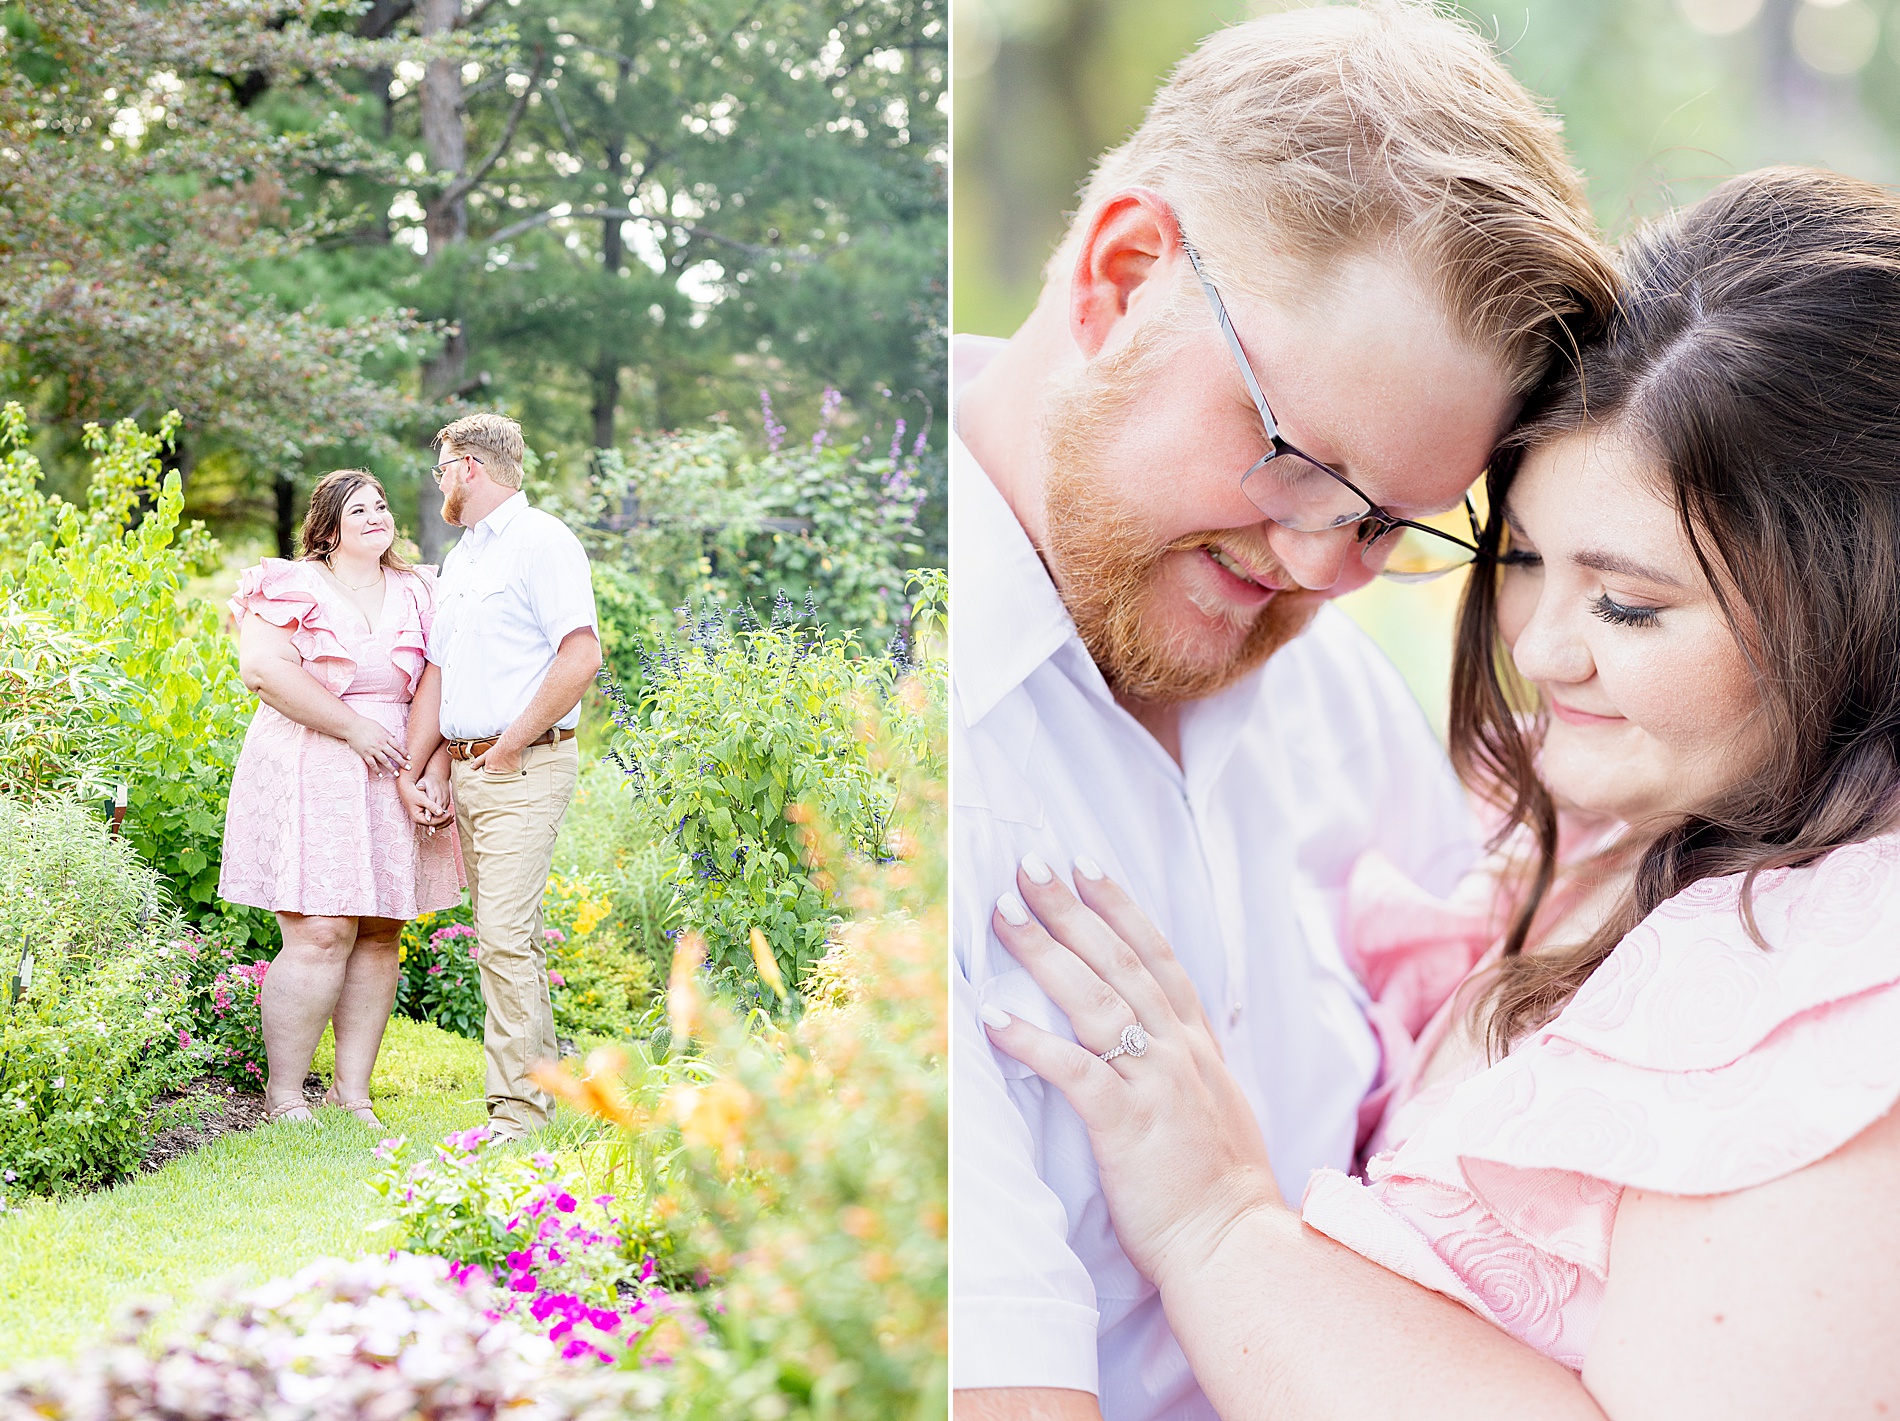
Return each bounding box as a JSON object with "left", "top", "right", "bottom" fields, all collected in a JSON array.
[
  {"left": 1591, "top": 594, "right": 1660, "bottom": 628},
  {"left": 1500, "top": 548, "right": 1664, "bottom": 627}
]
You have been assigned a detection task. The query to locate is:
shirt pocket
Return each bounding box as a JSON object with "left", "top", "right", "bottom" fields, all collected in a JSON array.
[
  {"left": 456, "top": 558, "right": 520, "bottom": 637},
  {"left": 979, "top": 965, "right": 1079, "bottom": 1081}
]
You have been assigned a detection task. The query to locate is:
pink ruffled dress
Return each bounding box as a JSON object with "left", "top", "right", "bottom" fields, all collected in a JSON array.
[
  {"left": 218, "top": 559, "right": 464, "bottom": 919},
  {"left": 1302, "top": 833, "right": 1900, "bottom": 1371}
]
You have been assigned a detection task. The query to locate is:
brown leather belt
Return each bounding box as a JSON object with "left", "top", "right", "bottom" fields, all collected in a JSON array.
[{"left": 445, "top": 727, "right": 575, "bottom": 762}]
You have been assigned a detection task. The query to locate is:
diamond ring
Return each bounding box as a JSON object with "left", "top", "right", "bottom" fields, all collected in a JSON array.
[{"left": 1099, "top": 1022, "right": 1149, "bottom": 1064}]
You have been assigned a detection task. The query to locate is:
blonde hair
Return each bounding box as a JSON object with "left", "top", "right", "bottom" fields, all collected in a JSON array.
[
  {"left": 1056, "top": 3, "right": 1616, "bottom": 394},
  {"left": 434, "top": 411, "right": 526, "bottom": 489}
]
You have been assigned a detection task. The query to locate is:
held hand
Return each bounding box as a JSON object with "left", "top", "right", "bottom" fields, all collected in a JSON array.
[
  {"left": 343, "top": 716, "right": 409, "bottom": 777},
  {"left": 396, "top": 775, "right": 444, "bottom": 827},
  {"left": 981, "top": 857, "right": 1284, "bottom": 1291},
  {"left": 419, "top": 761, "right": 453, "bottom": 821}
]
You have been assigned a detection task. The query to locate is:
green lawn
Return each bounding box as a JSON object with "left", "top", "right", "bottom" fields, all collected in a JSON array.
[{"left": 0, "top": 1018, "right": 488, "bottom": 1366}]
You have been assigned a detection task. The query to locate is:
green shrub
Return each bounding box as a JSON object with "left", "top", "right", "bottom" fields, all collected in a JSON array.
[
  {"left": 543, "top": 873, "right": 660, "bottom": 1041},
  {"left": 0, "top": 404, "right": 254, "bottom": 927},
  {"left": 0, "top": 797, "right": 193, "bottom": 1197},
  {"left": 602, "top": 610, "right": 916, "bottom": 993},
  {"left": 172, "top": 928, "right": 271, "bottom": 1088},
  {"left": 0, "top": 607, "right": 132, "bottom": 798},
  {"left": 396, "top": 915, "right": 487, "bottom": 1042},
  {"left": 557, "top": 392, "right": 937, "bottom": 690},
  {"left": 543, "top": 693, "right": 949, "bottom": 1419},
  {"left": 549, "top": 761, "right": 682, "bottom": 1007}
]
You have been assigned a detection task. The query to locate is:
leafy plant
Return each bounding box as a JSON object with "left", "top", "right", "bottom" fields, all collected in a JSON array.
[
  {"left": 0, "top": 796, "right": 194, "bottom": 1197},
  {"left": 172, "top": 930, "right": 271, "bottom": 1089},
  {"left": 543, "top": 684, "right": 949, "bottom": 1420},
  {"left": 602, "top": 608, "right": 916, "bottom": 992},
  {"left": 0, "top": 404, "right": 256, "bottom": 925},
  {"left": 561, "top": 391, "right": 938, "bottom": 687},
  {"left": 395, "top": 918, "right": 487, "bottom": 1042},
  {"left": 0, "top": 608, "right": 133, "bottom": 798},
  {"left": 549, "top": 762, "right": 687, "bottom": 991}
]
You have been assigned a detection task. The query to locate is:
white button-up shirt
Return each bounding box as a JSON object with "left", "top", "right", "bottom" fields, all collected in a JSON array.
[
  {"left": 950, "top": 335, "right": 1476, "bottom": 1419},
  {"left": 428, "top": 492, "right": 598, "bottom": 739}
]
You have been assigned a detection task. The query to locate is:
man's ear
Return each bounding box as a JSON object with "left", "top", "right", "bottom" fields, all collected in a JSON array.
[{"left": 1068, "top": 188, "right": 1182, "bottom": 361}]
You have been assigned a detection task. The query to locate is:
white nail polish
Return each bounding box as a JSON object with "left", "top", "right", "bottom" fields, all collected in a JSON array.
[
  {"left": 978, "top": 1004, "right": 1011, "bottom": 1030},
  {"left": 996, "top": 891, "right": 1030, "bottom": 926},
  {"left": 1074, "top": 854, "right": 1105, "bottom": 880},
  {"left": 1020, "top": 851, "right": 1053, "bottom": 884}
]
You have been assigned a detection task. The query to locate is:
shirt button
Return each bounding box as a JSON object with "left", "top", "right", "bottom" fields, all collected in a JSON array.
[{"left": 1229, "top": 1003, "right": 1243, "bottom": 1027}]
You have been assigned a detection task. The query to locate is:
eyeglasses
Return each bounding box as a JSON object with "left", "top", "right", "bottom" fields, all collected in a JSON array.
[
  {"left": 1179, "top": 234, "right": 1483, "bottom": 583},
  {"left": 430, "top": 452, "right": 485, "bottom": 485}
]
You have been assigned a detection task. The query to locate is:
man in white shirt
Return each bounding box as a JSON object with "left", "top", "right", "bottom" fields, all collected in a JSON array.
[
  {"left": 952, "top": 10, "right": 1615, "bottom": 1421},
  {"left": 399, "top": 411, "right": 601, "bottom": 1140}
]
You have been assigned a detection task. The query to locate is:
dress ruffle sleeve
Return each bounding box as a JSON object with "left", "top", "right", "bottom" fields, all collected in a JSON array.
[
  {"left": 1343, "top": 851, "right": 1501, "bottom": 1152},
  {"left": 229, "top": 559, "right": 355, "bottom": 695},
  {"left": 387, "top": 566, "right": 436, "bottom": 697},
  {"left": 1303, "top": 831, "right": 1900, "bottom": 1370}
]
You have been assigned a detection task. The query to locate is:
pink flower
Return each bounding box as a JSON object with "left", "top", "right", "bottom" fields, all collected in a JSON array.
[
  {"left": 554, "top": 1192, "right": 578, "bottom": 1214},
  {"left": 507, "top": 1270, "right": 537, "bottom": 1292},
  {"left": 547, "top": 971, "right": 566, "bottom": 988}
]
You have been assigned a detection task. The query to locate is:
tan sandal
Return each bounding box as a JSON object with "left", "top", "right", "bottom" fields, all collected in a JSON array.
[
  {"left": 323, "top": 1088, "right": 384, "bottom": 1128},
  {"left": 264, "top": 1099, "right": 316, "bottom": 1124}
]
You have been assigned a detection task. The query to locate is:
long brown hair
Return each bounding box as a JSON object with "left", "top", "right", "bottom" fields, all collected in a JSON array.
[
  {"left": 298, "top": 469, "right": 411, "bottom": 570},
  {"left": 1451, "top": 167, "right": 1900, "bottom": 1058}
]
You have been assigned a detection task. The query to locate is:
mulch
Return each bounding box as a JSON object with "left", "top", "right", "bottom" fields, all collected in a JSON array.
[{"left": 138, "top": 1074, "right": 329, "bottom": 1174}]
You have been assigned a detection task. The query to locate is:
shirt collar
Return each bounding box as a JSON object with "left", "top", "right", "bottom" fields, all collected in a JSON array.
[
  {"left": 467, "top": 490, "right": 528, "bottom": 547},
  {"left": 950, "top": 336, "right": 1078, "bottom": 726}
]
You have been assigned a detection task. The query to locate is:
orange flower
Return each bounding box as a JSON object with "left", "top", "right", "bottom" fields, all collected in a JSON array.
[
  {"left": 668, "top": 932, "right": 706, "bottom": 1043},
  {"left": 671, "top": 1076, "right": 753, "bottom": 1160},
  {"left": 529, "top": 1045, "right": 637, "bottom": 1127}
]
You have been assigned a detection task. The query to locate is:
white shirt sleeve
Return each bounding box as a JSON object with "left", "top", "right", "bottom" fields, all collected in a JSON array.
[
  {"left": 952, "top": 793, "right": 1102, "bottom": 1395},
  {"left": 525, "top": 522, "right": 598, "bottom": 646}
]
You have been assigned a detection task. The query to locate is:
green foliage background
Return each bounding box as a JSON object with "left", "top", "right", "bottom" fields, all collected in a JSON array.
[{"left": 1, "top": 0, "right": 946, "bottom": 553}]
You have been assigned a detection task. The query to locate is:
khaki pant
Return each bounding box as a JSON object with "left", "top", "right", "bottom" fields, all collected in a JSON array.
[{"left": 451, "top": 737, "right": 579, "bottom": 1135}]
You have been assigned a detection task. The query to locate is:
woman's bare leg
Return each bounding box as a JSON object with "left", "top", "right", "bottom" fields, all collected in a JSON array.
[
  {"left": 329, "top": 916, "right": 403, "bottom": 1110},
  {"left": 262, "top": 912, "right": 359, "bottom": 1115}
]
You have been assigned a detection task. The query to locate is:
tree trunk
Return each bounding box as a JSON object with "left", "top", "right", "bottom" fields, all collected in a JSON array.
[
  {"left": 592, "top": 126, "right": 629, "bottom": 452},
  {"left": 592, "top": 351, "right": 620, "bottom": 452},
  {"left": 417, "top": 0, "right": 466, "bottom": 565},
  {"left": 419, "top": 0, "right": 467, "bottom": 255},
  {"left": 275, "top": 474, "right": 298, "bottom": 559},
  {"left": 418, "top": 325, "right": 465, "bottom": 565}
]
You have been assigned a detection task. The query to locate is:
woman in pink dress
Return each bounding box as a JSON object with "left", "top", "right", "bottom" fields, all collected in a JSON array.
[
  {"left": 979, "top": 168, "right": 1900, "bottom": 1415},
  {"left": 220, "top": 469, "right": 464, "bottom": 1127}
]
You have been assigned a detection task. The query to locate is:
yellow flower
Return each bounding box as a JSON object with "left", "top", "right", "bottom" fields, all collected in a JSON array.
[
  {"left": 749, "top": 926, "right": 788, "bottom": 1000},
  {"left": 572, "top": 894, "right": 612, "bottom": 938}
]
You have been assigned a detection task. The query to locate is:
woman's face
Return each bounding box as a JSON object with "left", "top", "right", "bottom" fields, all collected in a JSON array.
[
  {"left": 337, "top": 483, "right": 395, "bottom": 561},
  {"left": 1495, "top": 429, "right": 1772, "bottom": 828}
]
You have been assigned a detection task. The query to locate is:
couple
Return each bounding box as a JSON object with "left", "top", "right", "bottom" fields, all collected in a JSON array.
[
  {"left": 955, "top": 7, "right": 1900, "bottom": 1419},
  {"left": 217, "top": 412, "right": 601, "bottom": 1140}
]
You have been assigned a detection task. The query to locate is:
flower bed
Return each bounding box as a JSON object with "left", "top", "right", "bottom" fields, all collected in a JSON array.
[{"left": 0, "top": 1251, "right": 661, "bottom": 1419}]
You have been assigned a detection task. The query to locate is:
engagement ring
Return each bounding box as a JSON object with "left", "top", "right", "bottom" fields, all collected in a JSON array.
[{"left": 1099, "top": 1022, "right": 1149, "bottom": 1064}]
